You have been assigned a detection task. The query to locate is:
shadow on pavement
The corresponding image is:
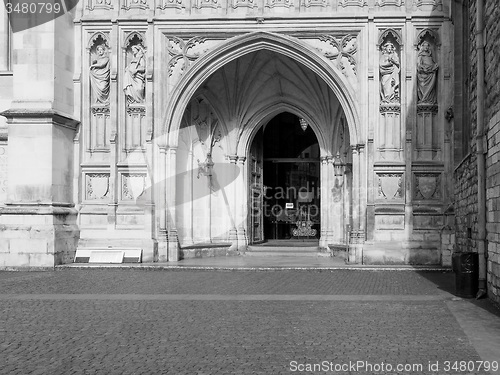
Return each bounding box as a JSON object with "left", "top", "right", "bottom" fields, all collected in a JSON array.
[{"left": 416, "top": 270, "right": 500, "bottom": 318}]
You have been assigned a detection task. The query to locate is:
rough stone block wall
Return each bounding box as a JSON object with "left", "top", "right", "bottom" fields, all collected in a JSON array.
[
  {"left": 454, "top": 0, "right": 479, "bottom": 253},
  {"left": 484, "top": 0, "right": 500, "bottom": 305},
  {"left": 485, "top": 0, "right": 500, "bottom": 122},
  {"left": 454, "top": 154, "right": 478, "bottom": 253},
  {"left": 486, "top": 111, "right": 500, "bottom": 303}
]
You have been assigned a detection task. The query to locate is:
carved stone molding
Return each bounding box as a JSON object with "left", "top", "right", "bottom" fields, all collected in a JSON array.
[
  {"left": 86, "top": 173, "right": 110, "bottom": 200},
  {"left": 157, "top": 0, "right": 185, "bottom": 11},
  {"left": 265, "top": 0, "right": 293, "bottom": 9},
  {"left": 86, "top": 0, "right": 113, "bottom": 11},
  {"left": 380, "top": 103, "right": 401, "bottom": 113},
  {"left": 91, "top": 106, "right": 110, "bottom": 115},
  {"left": 302, "top": 0, "right": 327, "bottom": 8},
  {"left": 377, "top": 173, "right": 403, "bottom": 200},
  {"left": 414, "top": 173, "right": 441, "bottom": 200},
  {"left": 378, "top": 28, "right": 403, "bottom": 47},
  {"left": 375, "top": 0, "right": 404, "bottom": 6},
  {"left": 296, "top": 34, "right": 358, "bottom": 84},
  {"left": 417, "top": 104, "right": 438, "bottom": 113},
  {"left": 126, "top": 105, "right": 146, "bottom": 115},
  {"left": 415, "top": 28, "right": 440, "bottom": 48},
  {"left": 415, "top": 0, "right": 442, "bottom": 10},
  {"left": 165, "top": 36, "right": 222, "bottom": 91},
  {"left": 121, "top": 0, "right": 149, "bottom": 10},
  {"left": 194, "top": 0, "right": 221, "bottom": 10},
  {"left": 231, "top": 0, "right": 258, "bottom": 10},
  {"left": 339, "top": 0, "right": 367, "bottom": 7}
]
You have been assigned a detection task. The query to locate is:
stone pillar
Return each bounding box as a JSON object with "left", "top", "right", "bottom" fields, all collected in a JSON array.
[
  {"left": 319, "top": 156, "right": 329, "bottom": 248},
  {"left": 227, "top": 155, "right": 238, "bottom": 250},
  {"left": 157, "top": 145, "right": 168, "bottom": 262},
  {"left": 236, "top": 156, "right": 247, "bottom": 250},
  {"left": 0, "top": 6, "right": 10, "bottom": 72},
  {"left": 0, "top": 14, "right": 79, "bottom": 267},
  {"left": 326, "top": 156, "right": 342, "bottom": 244},
  {"left": 358, "top": 144, "right": 367, "bottom": 240},
  {"left": 349, "top": 146, "right": 362, "bottom": 263},
  {"left": 166, "top": 147, "right": 179, "bottom": 261}
]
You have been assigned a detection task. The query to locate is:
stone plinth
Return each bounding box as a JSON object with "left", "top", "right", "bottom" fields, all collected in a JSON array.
[
  {"left": 0, "top": 109, "right": 79, "bottom": 267},
  {"left": 0, "top": 206, "right": 78, "bottom": 267}
]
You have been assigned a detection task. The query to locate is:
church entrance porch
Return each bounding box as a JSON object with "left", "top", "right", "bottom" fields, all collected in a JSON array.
[
  {"left": 251, "top": 112, "right": 321, "bottom": 242},
  {"left": 171, "top": 45, "right": 355, "bottom": 260}
]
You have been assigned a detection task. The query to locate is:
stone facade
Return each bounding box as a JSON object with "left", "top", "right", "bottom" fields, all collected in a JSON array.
[
  {"left": 453, "top": 0, "right": 500, "bottom": 304},
  {"left": 0, "top": 0, "right": 460, "bottom": 267}
]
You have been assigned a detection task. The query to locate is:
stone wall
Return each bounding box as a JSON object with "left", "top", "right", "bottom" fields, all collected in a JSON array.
[
  {"left": 485, "top": 0, "right": 500, "bottom": 122},
  {"left": 454, "top": 154, "right": 478, "bottom": 252},
  {"left": 486, "top": 111, "right": 500, "bottom": 303},
  {"left": 484, "top": 0, "right": 500, "bottom": 305},
  {"left": 455, "top": 0, "right": 500, "bottom": 304}
]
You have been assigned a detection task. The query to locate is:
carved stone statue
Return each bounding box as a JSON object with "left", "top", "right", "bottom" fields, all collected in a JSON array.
[
  {"left": 379, "top": 42, "right": 400, "bottom": 103},
  {"left": 123, "top": 45, "right": 146, "bottom": 104},
  {"left": 89, "top": 44, "right": 110, "bottom": 104},
  {"left": 417, "top": 41, "right": 438, "bottom": 104}
]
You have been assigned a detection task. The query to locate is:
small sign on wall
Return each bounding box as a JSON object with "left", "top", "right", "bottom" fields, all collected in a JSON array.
[{"left": 285, "top": 203, "right": 294, "bottom": 209}]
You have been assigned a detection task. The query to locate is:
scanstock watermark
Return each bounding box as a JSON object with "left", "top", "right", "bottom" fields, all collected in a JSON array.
[{"left": 4, "top": 0, "right": 79, "bottom": 32}]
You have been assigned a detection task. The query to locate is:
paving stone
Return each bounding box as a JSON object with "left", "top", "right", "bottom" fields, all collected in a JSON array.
[{"left": 0, "top": 269, "right": 498, "bottom": 375}]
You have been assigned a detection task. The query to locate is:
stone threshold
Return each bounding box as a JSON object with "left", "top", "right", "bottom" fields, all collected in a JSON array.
[{"left": 56, "top": 263, "right": 452, "bottom": 272}]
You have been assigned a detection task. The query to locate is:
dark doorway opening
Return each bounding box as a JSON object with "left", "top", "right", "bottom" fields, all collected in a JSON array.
[{"left": 261, "top": 113, "right": 320, "bottom": 240}]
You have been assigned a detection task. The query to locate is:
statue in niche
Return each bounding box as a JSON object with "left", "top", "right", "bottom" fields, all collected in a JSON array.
[
  {"left": 417, "top": 41, "right": 439, "bottom": 104},
  {"left": 379, "top": 42, "right": 400, "bottom": 103},
  {"left": 123, "top": 45, "right": 146, "bottom": 104},
  {"left": 89, "top": 44, "right": 110, "bottom": 104}
]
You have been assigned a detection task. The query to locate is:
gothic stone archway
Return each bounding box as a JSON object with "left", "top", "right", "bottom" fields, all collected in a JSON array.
[{"left": 160, "top": 34, "right": 361, "bottom": 261}]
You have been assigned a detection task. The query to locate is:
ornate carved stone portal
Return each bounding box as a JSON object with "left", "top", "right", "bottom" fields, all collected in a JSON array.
[{"left": 0, "top": 1, "right": 456, "bottom": 267}]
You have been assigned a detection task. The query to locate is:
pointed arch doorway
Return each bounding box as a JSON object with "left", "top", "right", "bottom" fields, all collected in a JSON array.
[{"left": 249, "top": 112, "right": 321, "bottom": 245}]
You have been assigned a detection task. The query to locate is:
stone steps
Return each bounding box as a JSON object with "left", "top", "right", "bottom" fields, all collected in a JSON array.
[{"left": 244, "top": 245, "right": 329, "bottom": 257}]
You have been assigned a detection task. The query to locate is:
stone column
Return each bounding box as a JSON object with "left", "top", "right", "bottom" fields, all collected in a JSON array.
[
  {"left": 166, "top": 147, "right": 179, "bottom": 261},
  {"left": 227, "top": 155, "right": 238, "bottom": 250},
  {"left": 349, "top": 146, "right": 361, "bottom": 263},
  {"left": 330, "top": 157, "right": 344, "bottom": 244},
  {"left": 236, "top": 156, "right": 248, "bottom": 250},
  {"left": 319, "top": 156, "right": 329, "bottom": 248},
  {"left": 358, "top": 144, "right": 367, "bottom": 240},
  {"left": 157, "top": 145, "right": 168, "bottom": 262},
  {"left": 0, "top": 6, "right": 10, "bottom": 71},
  {"left": 0, "top": 14, "right": 79, "bottom": 267}
]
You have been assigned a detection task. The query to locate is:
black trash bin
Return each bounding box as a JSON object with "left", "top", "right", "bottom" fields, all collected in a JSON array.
[{"left": 452, "top": 252, "right": 479, "bottom": 298}]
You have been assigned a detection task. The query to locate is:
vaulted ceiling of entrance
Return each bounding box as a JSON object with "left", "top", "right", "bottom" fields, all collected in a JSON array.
[{"left": 194, "top": 50, "right": 344, "bottom": 153}]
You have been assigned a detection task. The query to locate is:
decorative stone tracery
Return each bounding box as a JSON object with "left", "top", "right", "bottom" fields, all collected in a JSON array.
[{"left": 165, "top": 36, "right": 222, "bottom": 92}]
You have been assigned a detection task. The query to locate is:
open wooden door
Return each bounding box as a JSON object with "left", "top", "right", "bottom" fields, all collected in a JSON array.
[{"left": 249, "top": 129, "right": 264, "bottom": 244}]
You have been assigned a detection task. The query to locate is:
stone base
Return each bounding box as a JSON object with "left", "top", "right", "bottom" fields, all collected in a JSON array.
[
  {"left": 0, "top": 205, "right": 79, "bottom": 267},
  {"left": 180, "top": 243, "right": 236, "bottom": 259},
  {"left": 328, "top": 244, "right": 347, "bottom": 260},
  {"left": 362, "top": 241, "right": 441, "bottom": 265}
]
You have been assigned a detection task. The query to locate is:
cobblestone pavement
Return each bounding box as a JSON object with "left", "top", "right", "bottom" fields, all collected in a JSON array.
[{"left": 1, "top": 269, "right": 499, "bottom": 375}]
